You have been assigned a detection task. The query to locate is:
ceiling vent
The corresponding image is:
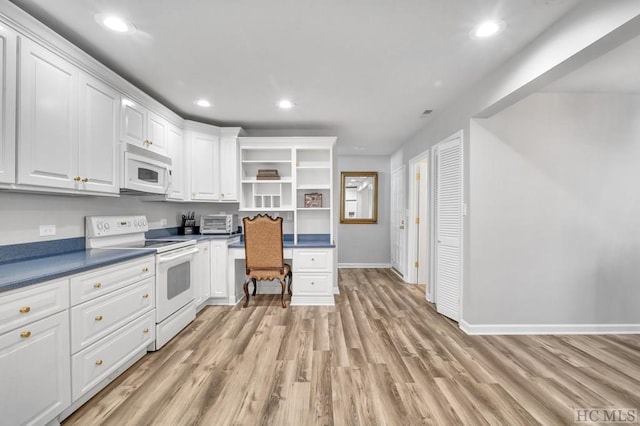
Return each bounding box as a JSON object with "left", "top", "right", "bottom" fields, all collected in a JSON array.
[{"left": 420, "top": 109, "right": 433, "bottom": 118}]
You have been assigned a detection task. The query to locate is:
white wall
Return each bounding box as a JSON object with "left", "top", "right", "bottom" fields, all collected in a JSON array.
[
  {"left": 336, "top": 155, "right": 390, "bottom": 265},
  {"left": 468, "top": 92, "right": 640, "bottom": 325},
  {"left": 0, "top": 192, "right": 274, "bottom": 245}
]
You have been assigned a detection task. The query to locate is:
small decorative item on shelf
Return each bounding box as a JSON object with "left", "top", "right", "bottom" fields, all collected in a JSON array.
[
  {"left": 180, "top": 211, "right": 197, "bottom": 235},
  {"left": 257, "top": 169, "right": 280, "bottom": 180},
  {"left": 304, "top": 193, "right": 323, "bottom": 208}
]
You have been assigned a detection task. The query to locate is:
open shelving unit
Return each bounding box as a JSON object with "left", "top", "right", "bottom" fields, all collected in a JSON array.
[{"left": 238, "top": 138, "right": 336, "bottom": 243}]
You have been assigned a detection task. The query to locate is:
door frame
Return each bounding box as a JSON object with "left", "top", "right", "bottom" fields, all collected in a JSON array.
[
  {"left": 390, "top": 165, "right": 407, "bottom": 277},
  {"left": 407, "top": 150, "right": 430, "bottom": 292},
  {"left": 432, "top": 130, "right": 464, "bottom": 319}
]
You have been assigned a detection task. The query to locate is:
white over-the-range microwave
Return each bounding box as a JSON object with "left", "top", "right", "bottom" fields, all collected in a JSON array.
[{"left": 121, "top": 144, "right": 172, "bottom": 194}]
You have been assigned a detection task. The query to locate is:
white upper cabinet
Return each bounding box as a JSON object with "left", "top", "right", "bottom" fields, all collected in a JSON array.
[
  {"left": 18, "top": 38, "right": 79, "bottom": 189},
  {"left": 18, "top": 38, "right": 119, "bottom": 194},
  {"left": 78, "top": 72, "right": 119, "bottom": 194},
  {"left": 189, "top": 129, "right": 220, "bottom": 201},
  {"left": 0, "top": 26, "right": 16, "bottom": 185},
  {"left": 219, "top": 128, "right": 242, "bottom": 201},
  {"left": 167, "top": 124, "right": 185, "bottom": 200},
  {"left": 147, "top": 110, "right": 168, "bottom": 154},
  {"left": 121, "top": 99, "right": 168, "bottom": 155}
]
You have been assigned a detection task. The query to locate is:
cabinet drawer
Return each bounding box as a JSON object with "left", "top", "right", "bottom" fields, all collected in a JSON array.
[
  {"left": 293, "top": 250, "right": 332, "bottom": 272},
  {"left": 0, "top": 279, "right": 69, "bottom": 335},
  {"left": 71, "top": 277, "right": 154, "bottom": 353},
  {"left": 71, "top": 310, "right": 154, "bottom": 401},
  {"left": 294, "top": 274, "right": 331, "bottom": 295},
  {"left": 70, "top": 256, "right": 155, "bottom": 305}
]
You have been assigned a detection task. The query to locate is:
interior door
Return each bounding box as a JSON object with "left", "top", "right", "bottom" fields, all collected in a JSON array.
[
  {"left": 390, "top": 166, "right": 406, "bottom": 275},
  {"left": 434, "top": 135, "right": 462, "bottom": 321}
]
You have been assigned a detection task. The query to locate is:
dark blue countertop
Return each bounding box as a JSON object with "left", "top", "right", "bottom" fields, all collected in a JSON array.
[{"left": 0, "top": 249, "right": 154, "bottom": 294}]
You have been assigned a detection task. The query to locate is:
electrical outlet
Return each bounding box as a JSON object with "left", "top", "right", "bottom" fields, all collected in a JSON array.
[
  {"left": 39, "top": 225, "right": 56, "bottom": 237},
  {"left": 160, "top": 218, "right": 167, "bottom": 226}
]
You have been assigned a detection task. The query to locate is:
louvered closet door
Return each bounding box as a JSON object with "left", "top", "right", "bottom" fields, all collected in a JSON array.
[{"left": 435, "top": 136, "right": 462, "bottom": 321}]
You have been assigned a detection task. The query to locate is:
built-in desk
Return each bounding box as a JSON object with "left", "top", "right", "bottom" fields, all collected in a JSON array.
[{"left": 226, "top": 236, "right": 336, "bottom": 306}]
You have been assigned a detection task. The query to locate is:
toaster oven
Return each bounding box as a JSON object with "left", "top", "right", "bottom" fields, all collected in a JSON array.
[{"left": 200, "top": 214, "right": 239, "bottom": 234}]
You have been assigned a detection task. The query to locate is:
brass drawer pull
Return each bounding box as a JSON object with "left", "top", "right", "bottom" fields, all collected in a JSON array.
[
  {"left": 143, "top": 328, "right": 149, "bottom": 334},
  {"left": 142, "top": 267, "right": 149, "bottom": 273},
  {"left": 81, "top": 177, "right": 89, "bottom": 183},
  {"left": 95, "top": 315, "right": 103, "bottom": 321},
  {"left": 19, "top": 306, "right": 31, "bottom": 314},
  {"left": 95, "top": 360, "right": 103, "bottom": 366},
  {"left": 93, "top": 282, "right": 102, "bottom": 288},
  {"left": 73, "top": 176, "right": 81, "bottom": 182},
  {"left": 20, "top": 331, "right": 31, "bottom": 338},
  {"left": 142, "top": 293, "right": 149, "bottom": 299}
]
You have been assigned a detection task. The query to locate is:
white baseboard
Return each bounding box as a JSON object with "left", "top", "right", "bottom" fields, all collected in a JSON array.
[
  {"left": 337, "top": 263, "right": 391, "bottom": 268},
  {"left": 460, "top": 320, "right": 640, "bottom": 335}
]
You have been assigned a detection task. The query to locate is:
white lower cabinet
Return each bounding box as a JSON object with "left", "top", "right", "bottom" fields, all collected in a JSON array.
[
  {"left": 0, "top": 310, "right": 70, "bottom": 426},
  {"left": 210, "top": 238, "right": 236, "bottom": 299},
  {"left": 71, "top": 311, "right": 154, "bottom": 401},
  {"left": 69, "top": 256, "right": 156, "bottom": 403},
  {"left": 291, "top": 248, "right": 334, "bottom": 306},
  {"left": 194, "top": 241, "right": 211, "bottom": 308}
]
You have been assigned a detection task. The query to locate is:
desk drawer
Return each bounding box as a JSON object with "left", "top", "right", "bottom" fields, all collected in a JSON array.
[
  {"left": 293, "top": 249, "right": 332, "bottom": 272},
  {"left": 0, "top": 279, "right": 69, "bottom": 335},
  {"left": 70, "top": 257, "right": 155, "bottom": 305},
  {"left": 71, "top": 310, "right": 154, "bottom": 401},
  {"left": 294, "top": 274, "right": 331, "bottom": 295},
  {"left": 70, "top": 277, "right": 154, "bottom": 353}
]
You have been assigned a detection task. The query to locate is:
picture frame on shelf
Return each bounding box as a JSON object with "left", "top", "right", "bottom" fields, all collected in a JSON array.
[{"left": 304, "top": 193, "right": 323, "bottom": 208}]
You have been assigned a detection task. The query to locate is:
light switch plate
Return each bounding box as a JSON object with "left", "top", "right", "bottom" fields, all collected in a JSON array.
[{"left": 39, "top": 225, "right": 56, "bottom": 236}]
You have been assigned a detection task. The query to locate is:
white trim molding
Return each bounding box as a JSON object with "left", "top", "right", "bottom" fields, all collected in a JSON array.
[
  {"left": 460, "top": 320, "right": 640, "bottom": 335},
  {"left": 338, "top": 263, "right": 391, "bottom": 269}
]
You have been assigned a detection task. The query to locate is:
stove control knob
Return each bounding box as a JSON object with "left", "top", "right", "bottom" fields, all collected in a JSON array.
[
  {"left": 104, "top": 223, "right": 110, "bottom": 230},
  {"left": 97, "top": 222, "right": 104, "bottom": 231},
  {"left": 142, "top": 219, "right": 147, "bottom": 227}
]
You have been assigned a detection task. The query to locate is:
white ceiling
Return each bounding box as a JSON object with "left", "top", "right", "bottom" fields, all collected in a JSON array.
[
  {"left": 543, "top": 33, "right": 640, "bottom": 93},
  {"left": 10, "top": 0, "right": 580, "bottom": 155}
]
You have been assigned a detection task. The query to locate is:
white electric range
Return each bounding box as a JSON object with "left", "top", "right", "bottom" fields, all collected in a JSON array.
[{"left": 85, "top": 215, "right": 198, "bottom": 350}]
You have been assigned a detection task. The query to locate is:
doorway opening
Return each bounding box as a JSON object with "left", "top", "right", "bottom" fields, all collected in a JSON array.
[{"left": 407, "top": 151, "right": 432, "bottom": 299}]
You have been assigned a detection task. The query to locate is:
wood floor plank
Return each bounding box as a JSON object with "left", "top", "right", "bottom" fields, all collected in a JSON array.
[{"left": 62, "top": 269, "right": 640, "bottom": 426}]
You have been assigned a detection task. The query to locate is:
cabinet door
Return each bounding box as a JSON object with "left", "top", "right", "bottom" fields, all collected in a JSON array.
[
  {"left": 190, "top": 132, "right": 219, "bottom": 201},
  {"left": 121, "top": 99, "right": 146, "bottom": 147},
  {"left": 0, "top": 311, "right": 71, "bottom": 426},
  {"left": 18, "top": 38, "right": 78, "bottom": 189},
  {"left": 147, "top": 111, "right": 168, "bottom": 154},
  {"left": 0, "top": 27, "right": 16, "bottom": 185},
  {"left": 194, "top": 242, "right": 211, "bottom": 307},
  {"left": 167, "top": 125, "right": 184, "bottom": 200},
  {"left": 210, "top": 241, "right": 228, "bottom": 298},
  {"left": 219, "top": 135, "right": 238, "bottom": 201},
  {"left": 78, "top": 73, "right": 119, "bottom": 194}
]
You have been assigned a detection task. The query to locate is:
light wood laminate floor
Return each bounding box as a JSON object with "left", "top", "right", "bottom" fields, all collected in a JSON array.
[{"left": 64, "top": 269, "right": 640, "bottom": 425}]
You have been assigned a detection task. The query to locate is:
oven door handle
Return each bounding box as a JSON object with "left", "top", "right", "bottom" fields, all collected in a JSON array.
[{"left": 157, "top": 247, "right": 199, "bottom": 264}]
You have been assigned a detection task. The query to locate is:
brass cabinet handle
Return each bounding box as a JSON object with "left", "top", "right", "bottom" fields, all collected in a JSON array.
[
  {"left": 95, "top": 315, "right": 103, "bottom": 321},
  {"left": 20, "top": 331, "right": 31, "bottom": 338},
  {"left": 82, "top": 177, "right": 89, "bottom": 183},
  {"left": 73, "top": 176, "right": 81, "bottom": 182},
  {"left": 19, "top": 306, "right": 31, "bottom": 314},
  {"left": 142, "top": 267, "right": 149, "bottom": 273},
  {"left": 148, "top": 140, "right": 153, "bottom": 145},
  {"left": 142, "top": 293, "right": 149, "bottom": 299},
  {"left": 143, "top": 328, "right": 149, "bottom": 334},
  {"left": 93, "top": 282, "right": 102, "bottom": 288},
  {"left": 95, "top": 360, "right": 103, "bottom": 366},
  {"left": 144, "top": 140, "right": 153, "bottom": 146}
]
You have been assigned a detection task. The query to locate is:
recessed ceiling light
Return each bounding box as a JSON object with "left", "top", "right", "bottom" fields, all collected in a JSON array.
[
  {"left": 277, "top": 99, "right": 294, "bottom": 109},
  {"left": 95, "top": 14, "right": 136, "bottom": 34},
  {"left": 470, "top": 20, "right": 505, "bottom": 39},
  {"left": 194, "top": 99, "right": 211, "bottom": 108}
]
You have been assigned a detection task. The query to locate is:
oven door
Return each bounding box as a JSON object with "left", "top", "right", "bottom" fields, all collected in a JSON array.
[
  {"left": 155, "top": 246, "right": 198, "bottom": 322},
  {"left": 123, "top": 152, "right": 171, "bottom": 194}
]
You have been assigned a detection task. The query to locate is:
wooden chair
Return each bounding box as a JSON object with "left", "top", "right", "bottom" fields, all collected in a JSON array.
[{"left": 242, "top": 214, "right": 293, "bottom": 308}]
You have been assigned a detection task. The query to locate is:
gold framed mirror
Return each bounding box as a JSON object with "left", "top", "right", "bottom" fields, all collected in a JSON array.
[{"left": 340, "top": 171, "right": 378, "bottom": 224}]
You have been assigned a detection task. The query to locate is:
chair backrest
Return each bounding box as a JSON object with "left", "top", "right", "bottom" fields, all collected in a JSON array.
[{"left": 243, "top": 214, "right": 285, "bottom": 274}]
